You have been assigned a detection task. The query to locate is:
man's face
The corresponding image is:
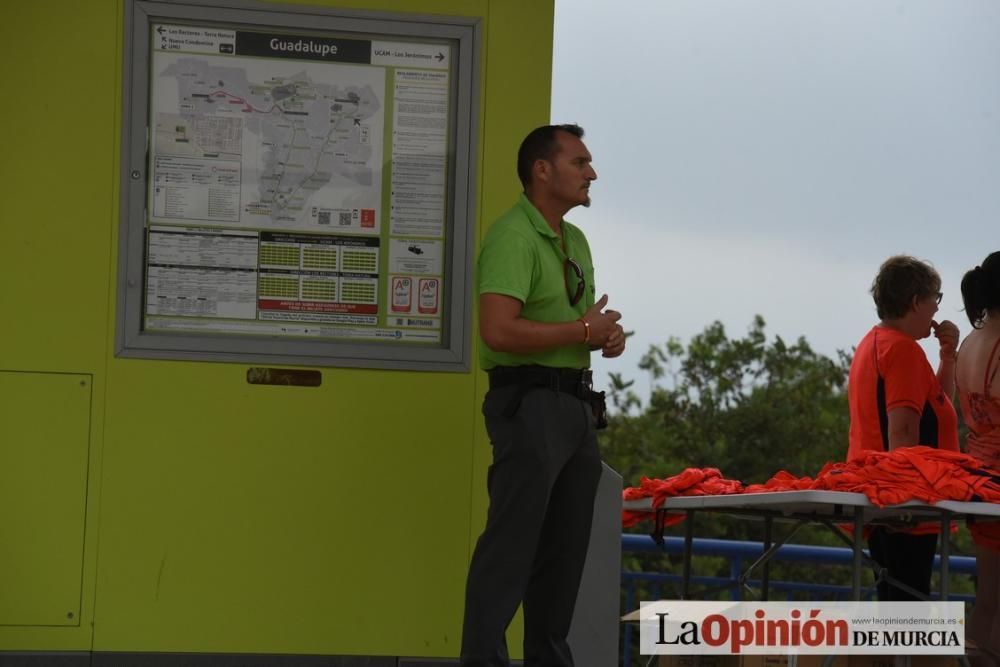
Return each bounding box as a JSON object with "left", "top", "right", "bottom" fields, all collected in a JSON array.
[{"left": 542, "top": 130, "right": 598, "bottom": 209}]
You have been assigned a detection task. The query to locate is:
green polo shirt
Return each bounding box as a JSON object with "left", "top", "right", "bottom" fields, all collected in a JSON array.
[{"left": 478, "top": 194, "right": 596, "bottom": 370}]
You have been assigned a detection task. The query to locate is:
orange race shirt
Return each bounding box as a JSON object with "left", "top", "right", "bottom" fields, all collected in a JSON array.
[{"left": 847, "top": 325, "right": 958, "bottom": 461}]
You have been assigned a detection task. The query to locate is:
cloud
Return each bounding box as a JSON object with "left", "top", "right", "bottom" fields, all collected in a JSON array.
[
  {"left": 551, "top": 0, "right": 1000, "bottom": 394},
  {"left": 576, "top": 210, "right": 975, "bottom": 393}
]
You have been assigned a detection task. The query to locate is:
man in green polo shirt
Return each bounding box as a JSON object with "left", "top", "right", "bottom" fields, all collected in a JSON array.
[{"left": 460, "top": 124, "right": 626, "bottom": 667}]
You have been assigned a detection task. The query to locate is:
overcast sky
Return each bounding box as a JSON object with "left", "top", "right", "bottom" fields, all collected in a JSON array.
[{"left": 551, "top": 0, "right": 1000, "bottom": 398}]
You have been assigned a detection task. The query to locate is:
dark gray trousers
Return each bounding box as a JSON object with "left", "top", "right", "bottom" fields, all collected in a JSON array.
[
  {"left": 867, "top": 527, "right": 938, "bottom": 601},
  {"left": 460, "top": 385, "right": 603, "bottom": 667}
]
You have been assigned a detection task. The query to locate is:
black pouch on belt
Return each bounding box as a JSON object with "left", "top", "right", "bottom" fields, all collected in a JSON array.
[{"left": 585, "top": 388, "right": 609, "bottom": 430}]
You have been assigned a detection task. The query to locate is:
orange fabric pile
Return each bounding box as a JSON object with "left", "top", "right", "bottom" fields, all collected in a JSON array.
[
  {"left": 621, "top": 467, "right": 744, "bottom": 528},
  {"left": 743, "top": 470, "right": 816, "bottom": 493},
  {"left": 622, "top": 447, "right": 1000, "bottom": 530},
  {"left": 753, "top": 446, "right": 1000, "bottom": 506}
]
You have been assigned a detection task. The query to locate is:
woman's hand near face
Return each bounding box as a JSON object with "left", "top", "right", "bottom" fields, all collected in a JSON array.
[
  {"left": 932, "top": 319, "right": 959, "bottom": 397},
  {"left": 932, "top": 319, "right": 960, "bottom": 360}
]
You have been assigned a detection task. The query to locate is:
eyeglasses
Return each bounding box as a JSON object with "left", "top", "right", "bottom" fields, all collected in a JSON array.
[
  {"left": 564, "top": 257, "right": 585, "bottom": 306},
  {"left": 934, "top": 292, "right": 943, "bottom": 305}
]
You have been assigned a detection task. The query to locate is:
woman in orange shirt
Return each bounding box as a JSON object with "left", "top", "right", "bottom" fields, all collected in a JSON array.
[
  {"left": 956, "top": 251, "right": 1000, "bottom": 661},
  {"left": 847, "top": 255, "right": 960, "bottom": 601}
]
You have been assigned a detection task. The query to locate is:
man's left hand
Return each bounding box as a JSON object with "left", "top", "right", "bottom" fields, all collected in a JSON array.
[{"left": 602, "top": 324, "right": 626, "bottom": 358}]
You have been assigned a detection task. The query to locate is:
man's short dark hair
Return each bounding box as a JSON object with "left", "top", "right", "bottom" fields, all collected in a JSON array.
[
  {"left": 870, "top": 255, "right": 941, "bottom": 320},
  {"left": 516, "top": 124, "right": 585, "bottom": 189}
]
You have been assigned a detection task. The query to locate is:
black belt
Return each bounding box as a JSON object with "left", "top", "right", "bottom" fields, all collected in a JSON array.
[
  {"left": 487, "top": 365, "right": 607, "bottom": 427},
  {"left": 487, "top": 365, "right": 592, "bottom": 398}
]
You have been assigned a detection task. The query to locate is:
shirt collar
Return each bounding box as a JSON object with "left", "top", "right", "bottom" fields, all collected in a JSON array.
[{"left": 517, "top": 193, "right": 561, "bottom": 240}]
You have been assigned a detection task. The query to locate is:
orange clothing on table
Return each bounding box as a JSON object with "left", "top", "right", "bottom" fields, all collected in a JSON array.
[
  {"left": 957, "top": 336, "right": 1000, "bottom": 550},
  {"left": 621, "top": 452, "right": 1000, "bottom": 531},
  {"left": 621, "top": 468, "right": 743, "bottom": 529},
  {"left": 813, "top": 446, "right": 1000, "bottom": 505},
  {"left": 743, "top": 470, "right": 816, "bottom": 493},
  {"left": 743, "top": 447, "right": 1000, "bottom": 505},
  {"left": 848, "top": 325, "right": 959, "bottom": 461}
]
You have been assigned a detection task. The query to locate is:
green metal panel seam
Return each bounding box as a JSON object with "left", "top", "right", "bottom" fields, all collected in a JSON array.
[
  {"left": 91, "top": 0, "right": 128, "bottom": 649},
  {"left": 466, "top": 0, "right": 490, "bottom": 564}
]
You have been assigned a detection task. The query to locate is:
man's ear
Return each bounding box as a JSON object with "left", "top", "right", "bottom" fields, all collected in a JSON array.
[
  {"left": 533, "top": 158, "right": 550, "bottom": 183},
  {"left": 910, "top": 294, "right": 921, "bottom": 312}
]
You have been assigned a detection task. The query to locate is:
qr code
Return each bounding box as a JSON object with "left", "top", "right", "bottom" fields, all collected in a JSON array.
[
  {"left": 338, "top": 211, "right": 352, "bottom": 226},
  {"left": 317, "top": 211, "right": 330, "bottom": 225}
]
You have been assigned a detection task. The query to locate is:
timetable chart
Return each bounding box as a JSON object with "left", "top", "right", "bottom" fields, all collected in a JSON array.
[
  {"left": 259, "top": 242, "right": 301, "bottom": 269},
  {"left": 340, "top": 278, "right": 377, "bottom": 305},
  {"left": 302, "top": 246, "right": 338, "bottom": 271},
  {"left": 258, "top": 274, "right": 300, "bottom": 299},
  {"left": 341, "top": 247, "right": 378, "bottom": 273},
  {"left": 144, "top": 226, "right": 259, "bottom": 321},
  {"left": 301, "top": 277, "right": 338, "bottom": 301},
  {"left": 256, "top": 231, "right": 380, "bottom": 320}
]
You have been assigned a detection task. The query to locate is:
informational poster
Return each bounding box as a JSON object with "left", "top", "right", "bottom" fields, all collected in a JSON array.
[{"left": 143, "top": 23, "right": 451, "bottom": 344}]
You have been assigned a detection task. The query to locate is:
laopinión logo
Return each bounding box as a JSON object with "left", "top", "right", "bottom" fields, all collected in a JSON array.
[{"left": 636, "top": 601, "right": 964, "bottom": 656}]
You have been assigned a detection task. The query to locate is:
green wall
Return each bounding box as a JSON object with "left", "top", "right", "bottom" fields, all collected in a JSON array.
[{"left": 0, "top": 0, "right": 553, "bottom": 658}]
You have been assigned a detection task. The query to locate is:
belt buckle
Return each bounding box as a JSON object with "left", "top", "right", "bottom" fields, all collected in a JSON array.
[{"left": 581, "top": 369, "right": 593, "bottom": 391}]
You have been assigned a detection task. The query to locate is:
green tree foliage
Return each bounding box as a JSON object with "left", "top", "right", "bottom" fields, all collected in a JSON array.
[{"left": 602, "top": 315, "right": 852, "bottom": 489}]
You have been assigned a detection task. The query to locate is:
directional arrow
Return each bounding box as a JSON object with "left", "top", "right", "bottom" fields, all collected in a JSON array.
[
  {"left": 436, "top": 52, "right": 445, "bottom": 62},
  {"left": 156, "top": 26, "right": 166, "bottom": 35}
]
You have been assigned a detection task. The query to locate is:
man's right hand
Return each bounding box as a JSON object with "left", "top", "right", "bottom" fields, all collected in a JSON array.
[{"left": 581, "top": 294, "right": 622, "bottom": 346}]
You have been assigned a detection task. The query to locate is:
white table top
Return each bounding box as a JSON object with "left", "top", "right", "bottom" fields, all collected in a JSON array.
[{"left": 622, "top": 489, "right": 1000, "bottom": 521}]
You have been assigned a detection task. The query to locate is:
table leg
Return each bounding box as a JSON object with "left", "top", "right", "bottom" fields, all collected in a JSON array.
[
  {"left": 682, "top": 510, "right": 694, "bottom": 600},
  {"left": 852, "top": 512, "right": 863, "bottom": 600},
  {"left": 762, "top": 515, "right": 772, "bottom": 601},
  {"left": 937, "top": 514, "right": 969, "bottom": 667},
  {"left": 939, "top": 511, "right": 950, "bottom": 601}
]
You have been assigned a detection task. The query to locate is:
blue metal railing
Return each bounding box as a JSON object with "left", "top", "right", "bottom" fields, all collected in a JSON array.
[{"left": 620, "top": 534, "right": 977, "bottom": 667}]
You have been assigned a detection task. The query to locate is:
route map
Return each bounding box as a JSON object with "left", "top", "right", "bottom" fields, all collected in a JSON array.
[{"left": 152, "top": 52, "right": 384, "bottom": 233}]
